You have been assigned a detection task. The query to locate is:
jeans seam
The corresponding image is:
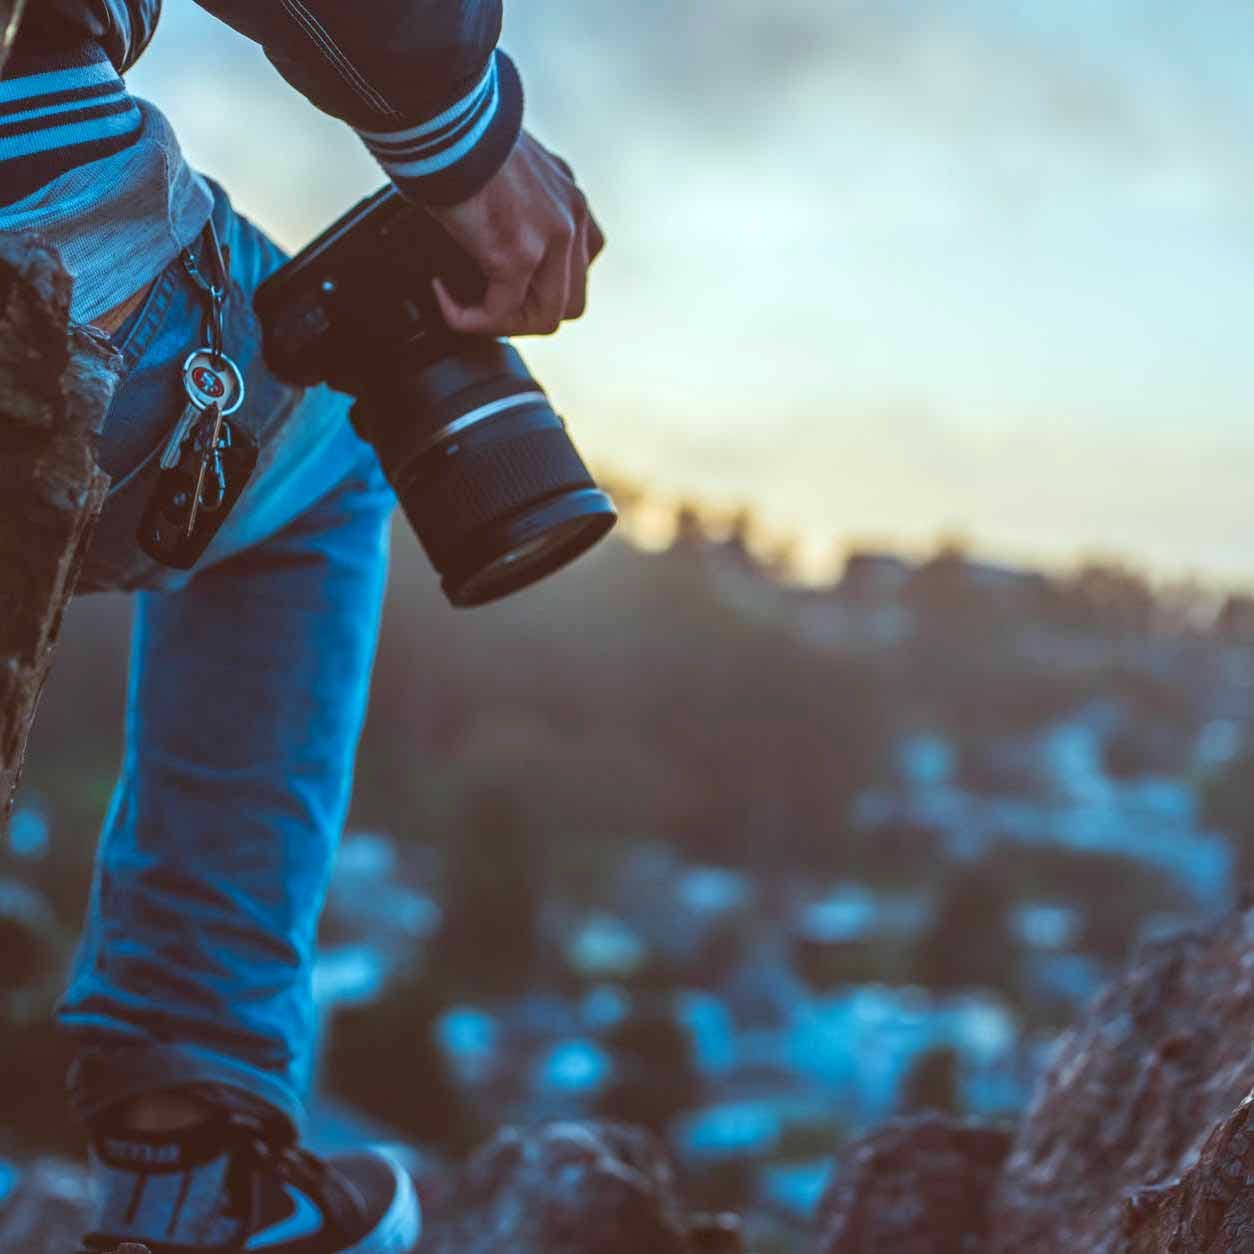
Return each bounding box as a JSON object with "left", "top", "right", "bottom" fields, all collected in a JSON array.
[{"left": 118, "top": 261, "right": 177, "bottom": 374}]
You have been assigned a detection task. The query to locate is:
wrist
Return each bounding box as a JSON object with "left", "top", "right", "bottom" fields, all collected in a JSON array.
[{"left": 354, "top": 50, "right": 525, "bottom": 207}]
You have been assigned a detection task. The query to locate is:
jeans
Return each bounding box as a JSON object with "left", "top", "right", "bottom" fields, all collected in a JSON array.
[{"left": 57, "top": 178, "right": 395, "bottom": 1132}]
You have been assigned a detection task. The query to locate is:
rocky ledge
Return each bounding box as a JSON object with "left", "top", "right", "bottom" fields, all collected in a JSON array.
[{"left": 12, "top": 902, "right": 1254, "bottom": 1253}]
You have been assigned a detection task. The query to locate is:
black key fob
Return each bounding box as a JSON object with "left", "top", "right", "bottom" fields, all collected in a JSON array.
[{"left": 138, "top": 420, "right": 258, "bottom": 570}]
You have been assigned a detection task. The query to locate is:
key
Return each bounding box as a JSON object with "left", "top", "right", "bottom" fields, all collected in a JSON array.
[
  {"left": 184, "top": 403, "right": 225, "bottom": 539},
  {"left": 160, "top": 402, "right": 202, "bottom": 470},
  {"left": 161, "top": 349, "right": 245, "bottom": 470}
]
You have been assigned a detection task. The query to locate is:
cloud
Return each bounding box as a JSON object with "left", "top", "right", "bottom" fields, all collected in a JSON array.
[{"left": 506, "top": 0, "right": 1254, "bottom": 199}]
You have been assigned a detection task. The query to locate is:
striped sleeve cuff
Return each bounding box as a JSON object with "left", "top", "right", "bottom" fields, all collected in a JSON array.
[
  {"left": 0, "top": 43, "right": 143, "bottom": 206},
  {"left": 354, "top": 50, "right": 524, "bottom": 207}
]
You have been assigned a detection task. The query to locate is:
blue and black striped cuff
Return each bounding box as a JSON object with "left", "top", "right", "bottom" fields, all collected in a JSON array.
[
  {"left": 354, "top": 50, "right": 525, "bottom": 207},
  {"left": 0, "top": 42, "right": 142, "bottom": 207}
]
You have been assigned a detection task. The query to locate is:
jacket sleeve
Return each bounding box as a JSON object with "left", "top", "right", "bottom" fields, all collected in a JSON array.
[{"left": 191, "top": 0, "right": 523, "bottom": 205}]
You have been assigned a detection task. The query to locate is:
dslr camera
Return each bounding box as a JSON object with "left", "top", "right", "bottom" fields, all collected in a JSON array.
[{"left": 254, "top": 187, "right": 616, "bottom": 608}]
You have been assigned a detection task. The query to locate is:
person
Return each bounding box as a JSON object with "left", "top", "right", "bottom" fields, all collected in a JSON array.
[{"left": 1, "top": 3, "right": 603, "bottom": 1251}]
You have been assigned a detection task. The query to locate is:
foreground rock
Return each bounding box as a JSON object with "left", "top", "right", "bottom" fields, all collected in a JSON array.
[
  {"left": 1120, "top": 1091, "right": 1254, "bottom": 1252},
  {"left": 815, "top": 1116, "right": 1011, "bottom": 1253},
  {"left": 420, "top": 1121, "right": 697, "bottom": 1253},
  {"left": 990, "top": 908, "right": 1254, "bottom": 1253},
  {"left": 814, "top": 904, "right": 1254, "bottom": 1253},
  {"left": 0, "top": 231, "right": 118, "bottom": 823}
]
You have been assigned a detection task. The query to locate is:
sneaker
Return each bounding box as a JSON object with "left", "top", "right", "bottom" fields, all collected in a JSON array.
[{"left": 78, "top": 1107, "right": 420, "bottom": 1253}]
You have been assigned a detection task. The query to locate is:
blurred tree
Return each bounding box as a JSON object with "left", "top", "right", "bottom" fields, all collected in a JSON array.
[
  {"left": 1203, "top": 751, "right": 1254, "bottom": 890},
  {"left": 597, "top": 996, "right": 700, "bottom": 1136},
  {"left": 1062, "top": 562, "right": 1156, "bottom": 637},
  {"left": 674, "top": 501, "right": 708, "bottom": 551},
  {"left": 916, "top": 863, "right": 1016, "bottom": 997},
  {"left": 431, "top": 789, "right": 542, "bottom": 997},
  {"left": 0, "top": 1015, "right": 79, "bottom": 1156},
  {"left": 902, "top": 1046, "right": 961, "bottom": 1116},
  {"left": 323, "top": 975, "right": 476, "bottom": 1153}
]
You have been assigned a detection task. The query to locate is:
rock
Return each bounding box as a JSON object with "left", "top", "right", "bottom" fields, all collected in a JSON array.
[
  {"left": 990, "top": 907, "right": 1254, "bottom": 1252},
  {"left": 0, "top": 231, "right": 118, "bottom": 822},
  {"left": 1120, "top": 1091, "right": 1254, "bottom": 1252},
  {"left": 814, "top": 906, "right": 1254, "bottom": 1253},
  {"left": 813, "top": 1114, "right": 1011, "bottom": 1253},
  {"left": 421, "top": 1121, "right": 695, "bottom": 1253}
]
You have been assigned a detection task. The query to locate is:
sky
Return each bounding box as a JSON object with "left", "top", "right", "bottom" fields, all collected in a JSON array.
[{"left": 128, "top": 1, "right": 1254, "bottom": 586}]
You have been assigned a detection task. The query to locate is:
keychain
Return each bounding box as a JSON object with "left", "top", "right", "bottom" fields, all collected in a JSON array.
[{"left": 138, "top": 221, "right": 258, "bottom": 570}]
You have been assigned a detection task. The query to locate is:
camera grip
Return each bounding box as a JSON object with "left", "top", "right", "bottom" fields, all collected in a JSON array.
[{"left": 416, "top": 209, "right": 489, "bottom": 310}]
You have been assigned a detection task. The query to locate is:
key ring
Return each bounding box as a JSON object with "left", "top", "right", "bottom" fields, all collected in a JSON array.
[{"left": 182, "top": 219, "right": 230, "bottom": 368}]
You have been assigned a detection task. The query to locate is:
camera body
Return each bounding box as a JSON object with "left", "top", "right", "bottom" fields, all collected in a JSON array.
[{"left": 254, "top": 187, "right": 616, "bottom": 607}]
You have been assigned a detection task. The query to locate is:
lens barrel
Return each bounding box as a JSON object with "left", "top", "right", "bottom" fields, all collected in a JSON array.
[{"left": 350, "top": 339, "right": 616, "bottom": 607}]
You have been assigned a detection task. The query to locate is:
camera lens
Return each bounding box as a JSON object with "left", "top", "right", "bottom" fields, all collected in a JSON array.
[
  {"left": 255, "top": 187, "right": 618, "bottom": 607},
  {"left": 351, "top": 339, "right": 616, "bottom": 607},
  {"left": 450, "top": 504, "right": 614, "bottom": 607}
]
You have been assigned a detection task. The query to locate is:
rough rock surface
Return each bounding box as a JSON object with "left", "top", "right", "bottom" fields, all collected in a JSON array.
[
  {"left": 1121, "top": 1091, "right": 1254, "bottom": 1254},
  {"left": 813, "top": 1115, "right": 1012, "bottom": 1254},
  {"left": 990, "top": 907, "right": 1254, "bottom": 1253},
  {"left": 0, "top": 231, "right": 118, "bottom": 824},
  {"left": 420, "top": 1120, "right": 696, "bottom": 1253},
  {"left": 811, "top": 904, "right": 1254, "bottom": 1253}
]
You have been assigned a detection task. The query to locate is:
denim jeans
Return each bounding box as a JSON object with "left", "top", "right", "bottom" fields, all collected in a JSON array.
[{"left": 57, "top": 178, "right": 395, "bottom": 1132}]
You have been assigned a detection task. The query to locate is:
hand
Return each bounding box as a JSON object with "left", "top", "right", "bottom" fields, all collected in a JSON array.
[{"left": 427, "top": 131, "right": 605, "bottom": 337}]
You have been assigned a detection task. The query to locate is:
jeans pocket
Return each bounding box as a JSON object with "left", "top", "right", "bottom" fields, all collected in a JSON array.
[
  {"left": 79, "top": 182, "right": 312, "bottom": 595},
  {"left": 78, "top": 256, "right": 202, "bottom": 594}
]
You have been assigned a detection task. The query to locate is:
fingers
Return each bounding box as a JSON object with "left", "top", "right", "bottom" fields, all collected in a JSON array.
[
  {"left": 587, "top": 212, "right": 606, "bottom": 265},
  {"left": 428, "top": 132, "right": 607, "bottom": 338},
  {"left": 522, "top": 237, "right": 575, "bottom": 336},
  {"left": 566, "top": 215, "right": 591, "bottom": 322},
  {"left": 434, "top": 230, "right": 544, "bottom": 336},
  {"left": 436, "top": 209, "right": 594, "bottom": 337}
]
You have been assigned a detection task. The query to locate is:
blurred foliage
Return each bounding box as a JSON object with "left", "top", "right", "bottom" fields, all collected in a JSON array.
[
  {"left": 323, "top": 975, "right": 478, "bottom": 1153},
  {"left": 902, "top": 1047, "right": 962, "bottom": 1116},
  {"left": 598, "top": 997, "right": 702, "bottom": 1136},
  {"left": 1204, "top": 751, "right": 1254, "bottom": 883},
  {"left": 5, "top": 487, "right": 1251, "bottom": 1189},
  {"left": 430, "top": 789, "right": 542, "bottom": 998},
  {"left": 350, "top": 519, "right": 892, "bottom": 872}
]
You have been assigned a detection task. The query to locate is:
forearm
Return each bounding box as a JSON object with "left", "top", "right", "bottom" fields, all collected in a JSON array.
[{"left": 192, "top": 0, "right": 523, "bottom": 204}]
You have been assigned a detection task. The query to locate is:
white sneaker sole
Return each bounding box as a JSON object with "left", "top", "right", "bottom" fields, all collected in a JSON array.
[{"left": 342, "top": 1152, "right": 422, "bottom": 1254}]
